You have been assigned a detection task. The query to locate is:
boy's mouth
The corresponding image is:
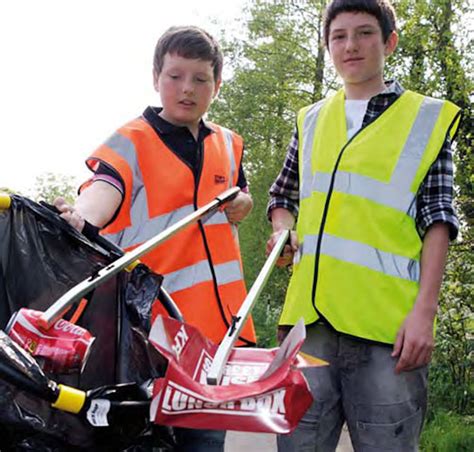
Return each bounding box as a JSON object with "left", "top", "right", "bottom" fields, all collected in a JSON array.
[
  {"left": 179, "top": 100, "right": 196, "bottom": 106},
  {"left": 344, "top": 57, "right": 364, "bottom": 63}
]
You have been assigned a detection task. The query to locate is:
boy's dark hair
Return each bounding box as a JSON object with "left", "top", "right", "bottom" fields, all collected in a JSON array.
[
  {"left": 153, "top": 26, "right": 223, "bottom": 81},
  {"left": 324, "top": 0, "right": 397, "bottom": 47}
]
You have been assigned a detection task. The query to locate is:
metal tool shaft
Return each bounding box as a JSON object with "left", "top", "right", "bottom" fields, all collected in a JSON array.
[
  {"left": 207, "top": 229, "right": 290, "bottom": 385},
  {"left": 40, "top": 187, "right": 240, "bottom": 328}
]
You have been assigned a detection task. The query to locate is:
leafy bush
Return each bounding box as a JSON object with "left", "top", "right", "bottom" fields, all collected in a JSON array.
[{"left": 428, "top": 234, "right": 473, "bottom": 416}]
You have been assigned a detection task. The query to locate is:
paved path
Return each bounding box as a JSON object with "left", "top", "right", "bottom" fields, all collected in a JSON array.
[{"left": 225, "top": 425, "right": 353, "bottom": 451}]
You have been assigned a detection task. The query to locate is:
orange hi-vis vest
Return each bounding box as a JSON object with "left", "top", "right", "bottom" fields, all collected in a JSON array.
[{"left": 85, "top": 117, "right": 256, "bottom": 346}]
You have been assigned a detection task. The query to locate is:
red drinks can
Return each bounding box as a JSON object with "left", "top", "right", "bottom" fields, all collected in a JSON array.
[{"left": 7, "top": 308, "right": 95, "bottom": 374}]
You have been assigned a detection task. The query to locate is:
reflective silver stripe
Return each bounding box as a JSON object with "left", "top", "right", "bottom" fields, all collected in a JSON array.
[
  {"left": 300, "top": 234, "right": 420, "bottom": 282},
  {"left": 390, "top": 97, "right": 443, "bottom": 186},
  {"left": 162, "top": 259, "right": 243, "bottom": 294},
  {"left": 219, "top": 127, "right": 239, "bottom": 236},
  {"left": 300, "top": 101, "right": 325, "bottom": 200},
  {"left": 105, "top": 203, "right": 193, "bottom": 248},
  {"left": 103, "top": 132, "right": 149, "bottom": 247},
  {"left": 201, "top": 209, "right": 229, "bottom": 226},
  {"left": 311, "top": 171, "right": 416, "bottom": 214},
  {"left": 301, "top": 96, "right": 444, "bottom": 217},
  {"left": 220, "top": 127, "right": 236, "bottom": 188},
  {"left": 105, "top": 205, "right": 229, "bottom": 248}
]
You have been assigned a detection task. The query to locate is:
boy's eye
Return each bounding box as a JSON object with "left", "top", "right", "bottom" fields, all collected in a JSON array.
[
  {"left": 332, "top": 34, "right": 345, "bottom": 41},
  {"left": 169, "top": 74, "right": 180, "bottom": 80},
  {"left": 196, "top": 78, "right": 209, "bottom": 83}
]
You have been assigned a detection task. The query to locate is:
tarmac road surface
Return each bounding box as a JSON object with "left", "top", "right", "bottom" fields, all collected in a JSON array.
[{"left": 225, "top": 425, "right": 353, "bottom": 451}]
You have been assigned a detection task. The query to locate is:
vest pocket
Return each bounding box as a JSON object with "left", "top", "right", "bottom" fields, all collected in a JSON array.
[{"left": 356, "top": 406, "right": 423, "bottom": 450}]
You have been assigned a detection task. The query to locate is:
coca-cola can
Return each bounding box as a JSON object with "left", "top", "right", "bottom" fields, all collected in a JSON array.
[{"left": 7, "top": 308, "right": 95, "bottom": 374}]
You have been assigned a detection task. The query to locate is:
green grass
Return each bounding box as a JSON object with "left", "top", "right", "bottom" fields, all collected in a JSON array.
[{"left": 420, "top": 411, "right": 474, "bottom": 451}]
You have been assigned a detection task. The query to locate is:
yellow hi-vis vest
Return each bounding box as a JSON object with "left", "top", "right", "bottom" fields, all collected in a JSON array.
[{"left": 280, "top": 89, "right": 461, "bottom": 344}]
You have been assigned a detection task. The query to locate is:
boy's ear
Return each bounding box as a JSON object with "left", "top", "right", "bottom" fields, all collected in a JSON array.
[
  {"left": 384, "top": 31, "right": 398, "bottom": 57},
  {"left": 152, "top": 70, "right": 160, "bottom": 92},
  {"left": 213, "top": 78, "right": 222, "bottom": 98}
]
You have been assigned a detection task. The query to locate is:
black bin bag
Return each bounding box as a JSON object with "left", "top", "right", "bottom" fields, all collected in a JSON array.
[{"left": 0, "top": 195, "right": 174, "bottom": 451}]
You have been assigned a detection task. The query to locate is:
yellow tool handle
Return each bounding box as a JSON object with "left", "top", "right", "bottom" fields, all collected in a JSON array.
[
  {"left": 0, "top": 194, "right": 11, "bottom": 210},
  {"left": 51, "top": 384, "right": 86, "bottom": 414}
]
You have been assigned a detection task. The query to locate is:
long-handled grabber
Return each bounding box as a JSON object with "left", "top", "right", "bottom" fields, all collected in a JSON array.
[
  {"left": 37, "top": 187, "right": 240, "bottom": 329},
  {"left": 206, "top": 229, "right": 290, "bottom": 385}
]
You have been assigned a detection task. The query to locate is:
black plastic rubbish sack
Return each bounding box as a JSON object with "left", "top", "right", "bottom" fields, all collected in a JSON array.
[{"left": 0, "top": 195, "right": 173, "bottom": 451}]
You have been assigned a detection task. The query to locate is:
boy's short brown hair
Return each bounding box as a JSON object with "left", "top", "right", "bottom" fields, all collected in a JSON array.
[
  {"left": 324, "top": 0, "right": 397, "bottom": 47},
  {"left": 153, "top": 26, "right": 223, "bottom": 81}
]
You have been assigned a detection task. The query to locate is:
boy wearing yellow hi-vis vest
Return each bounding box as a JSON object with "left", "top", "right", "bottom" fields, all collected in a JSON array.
[{"left": 266, "top": 0, "right": 461, "bottom": 450}]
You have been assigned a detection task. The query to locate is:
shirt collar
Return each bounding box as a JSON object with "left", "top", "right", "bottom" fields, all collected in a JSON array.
[
  {"left": 380, "top": 80, "right": 405, "bottom": 96},
  {"left": 143, "top": 106, "right": 214, "bottom": 136}
]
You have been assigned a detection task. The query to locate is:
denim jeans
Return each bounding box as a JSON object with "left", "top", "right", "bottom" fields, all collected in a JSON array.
[
  {"left": 173, "top": 427, "right": 226, "bottom": 451},
  {"left": 277, "top": 322, "right": 427, "bottom": 452}
]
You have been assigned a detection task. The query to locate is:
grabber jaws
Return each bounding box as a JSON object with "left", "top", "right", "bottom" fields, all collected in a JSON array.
[
  {"left": 38, "top": 187, "right": 241, "bottom": 329},
  {"left": 207, "top": 229, "right": 291, "bottom": 385}
]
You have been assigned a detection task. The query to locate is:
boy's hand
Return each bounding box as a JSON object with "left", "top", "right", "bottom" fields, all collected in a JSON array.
[
  {"left": 224, "top": 191, "right": 253, "bottom": 223},
  {"left": 266, "top": 230, "right": 298, "bottom": 267},
  {"left": 392, "top": 223, "right": 448, "bottom": 374},
  {"left": 392, "top": 300, "right": 436, "bottom": 373},
  {"left": 53, "top": 197, "right": 85, "bottom": 232},
  {"left": 268, "top": 208, "right": 297, "bottom": 267}
]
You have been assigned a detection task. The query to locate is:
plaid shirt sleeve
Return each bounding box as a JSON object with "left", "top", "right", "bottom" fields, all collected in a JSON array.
[
  {"left": 267, "top": 126, "right": 300, "bottom": 219},
  {"left": 416, "top": 135, "right": 459, "bottom": 240}
]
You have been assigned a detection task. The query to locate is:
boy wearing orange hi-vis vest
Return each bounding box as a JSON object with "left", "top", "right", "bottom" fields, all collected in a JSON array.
[
  {"left": 55, "top": 26, "right": 256, "bottom": 451},
  {"left": 266, "top": 1, "right": 461, "bottom": 450}
]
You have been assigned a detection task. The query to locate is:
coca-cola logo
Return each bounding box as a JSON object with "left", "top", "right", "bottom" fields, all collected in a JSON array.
[{"left": 53, "top": 319, "right": 85, "bottom": 336}]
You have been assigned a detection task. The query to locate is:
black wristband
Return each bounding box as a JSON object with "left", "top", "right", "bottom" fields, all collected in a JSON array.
[{"left": 82, "top": 220, "right": 101, "bottom": 240}]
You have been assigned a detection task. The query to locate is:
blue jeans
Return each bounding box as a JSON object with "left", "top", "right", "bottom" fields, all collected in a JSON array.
[
  {"left": 173, "top": 427, "right": 226, "bottom": 451},
  {"left": 277, "top": 322, "right": 427, "bottom": 452}
]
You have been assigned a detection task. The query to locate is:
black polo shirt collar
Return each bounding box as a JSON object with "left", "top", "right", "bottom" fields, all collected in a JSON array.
[
  {"left": 142, "top": 106, "right": 216, "bottom": 171},
  {"left": 143, "top": 106, "right": 215, "bottom": 142}
]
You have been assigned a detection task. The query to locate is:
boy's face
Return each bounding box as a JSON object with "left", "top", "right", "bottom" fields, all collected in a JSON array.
[
  {"left": 153, "top": 53, "right": 221, "bottom": 132},
  {"left": 328, "top": 12, "right": 397, "bottom": 90}
]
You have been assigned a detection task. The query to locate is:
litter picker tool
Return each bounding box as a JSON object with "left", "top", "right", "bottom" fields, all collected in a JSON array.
[
  {"left": 38, "top": 187, "right": 240, "bottom": 329},
  {"left": 207, "top": 229, "right": 290, "bottom": 385}
]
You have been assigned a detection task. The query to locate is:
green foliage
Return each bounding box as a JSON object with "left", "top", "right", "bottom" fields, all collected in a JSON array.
[
  {"left": 0, "top": 187, "right": 18, "bottom": 195},
  {"left": 429, "top": 235, "right": 474, "bottom": 415},
  {"left": 420, "top": 411, "right": 474, "bottom": 451},
  {"left": 30, "top": 172, "right": 77, "bottom": 205}
]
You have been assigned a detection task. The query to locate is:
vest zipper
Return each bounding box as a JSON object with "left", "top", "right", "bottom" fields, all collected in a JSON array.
[{"left": 195, "top": 139, "right": 254, "bottom": 346}]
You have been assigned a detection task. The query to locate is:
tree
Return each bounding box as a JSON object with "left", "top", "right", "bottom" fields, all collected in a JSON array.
[
  {"left": 30, "top": 172, "right": 77, "bottom": 205},
  {"left": 0, "top": 187, "right": 18, "bottom": 195}
]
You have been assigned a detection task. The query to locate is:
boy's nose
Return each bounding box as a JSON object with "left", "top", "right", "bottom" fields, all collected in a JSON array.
[
  {"left": 182, "top": 80, "right": 194, "bottom": 94},
  {"left": 345, "top": 35, "right": 359, "bottom": 52}
]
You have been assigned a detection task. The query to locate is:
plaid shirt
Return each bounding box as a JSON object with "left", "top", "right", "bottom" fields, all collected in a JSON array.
[{"left": 268, "top": 81, "right": 459, "bottom": 239}]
